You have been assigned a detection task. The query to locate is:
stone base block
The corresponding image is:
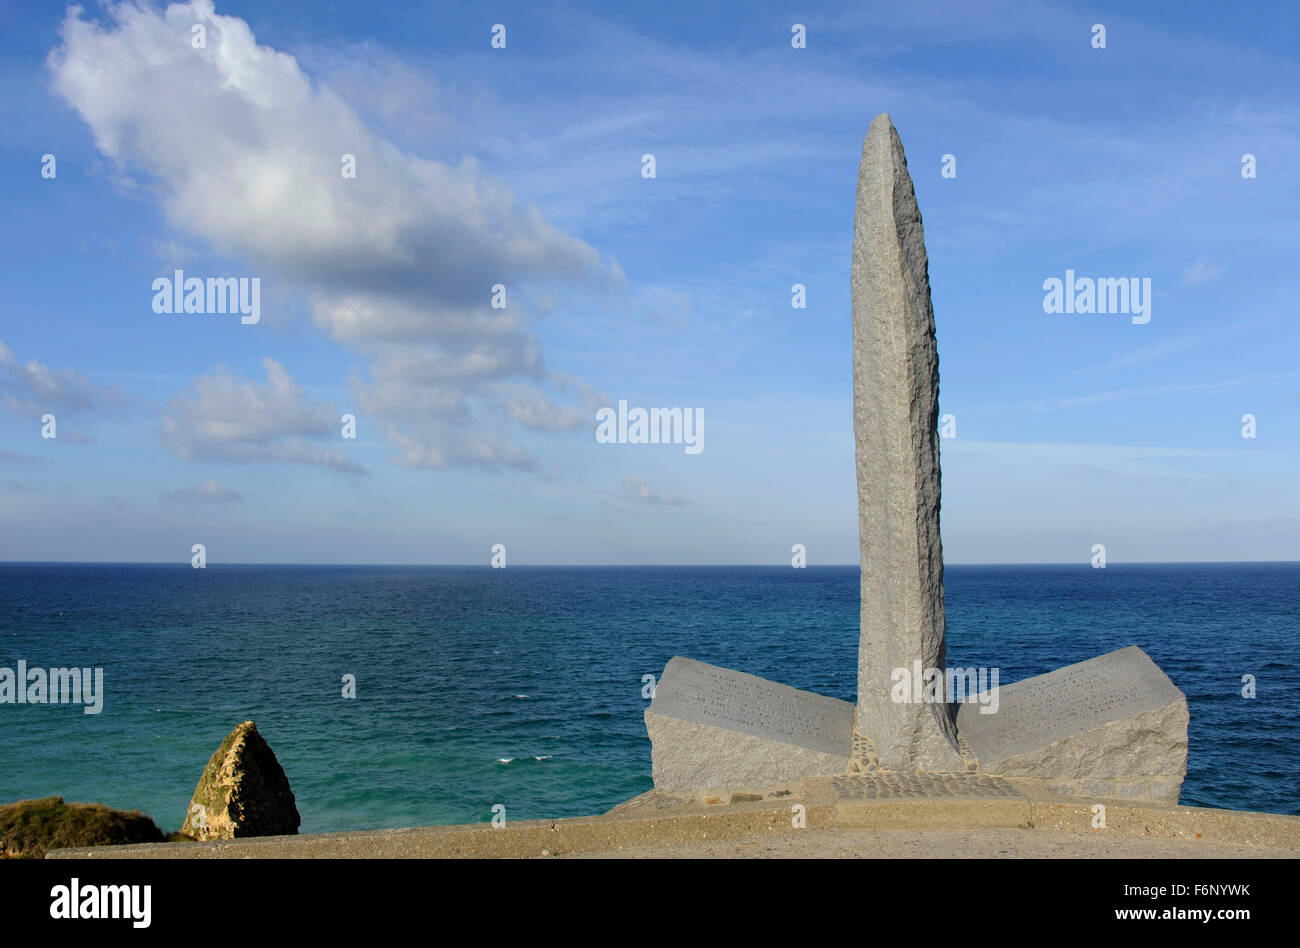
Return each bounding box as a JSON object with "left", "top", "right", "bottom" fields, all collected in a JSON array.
[
  {"left": 956, "top": 646, "right": 1188, "bottom": 804},
  {"left": 645, "top": 656, "right": 853, "bottom": 792}
]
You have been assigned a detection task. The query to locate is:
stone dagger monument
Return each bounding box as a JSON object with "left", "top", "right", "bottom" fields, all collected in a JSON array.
[
  {"left": 642, "top": 113, "right": 1187, "bottom": 803},
  {"left": 850, "top": 113, "right": 964, "bottom": 772}
]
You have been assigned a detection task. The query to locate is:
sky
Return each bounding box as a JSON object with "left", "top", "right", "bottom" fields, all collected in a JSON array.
[{"left": 0, "top": 0, "right": 1297, "bottom": 565}]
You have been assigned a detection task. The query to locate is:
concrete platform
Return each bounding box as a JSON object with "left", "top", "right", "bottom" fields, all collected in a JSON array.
[{"left": 47, "top": 775, "right": 1300, "bottom": 859}]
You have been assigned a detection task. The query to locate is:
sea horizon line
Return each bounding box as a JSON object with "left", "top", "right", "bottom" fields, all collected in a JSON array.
[{"left": 2, "top": 560, "right": 1297, "bottom": 569}]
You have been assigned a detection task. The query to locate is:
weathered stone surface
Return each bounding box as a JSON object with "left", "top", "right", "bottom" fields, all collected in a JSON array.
[
  {"left": 180, "top": 721, "right": 300, "bottom": 839},
  {"left": 851, "top": 112, "right": 963, "bottom": 771},
  {"left": 956, "top": 646, "right": 1189, "bottom": 803},
  {"left": 645, "top": 657, "right": 853, "bottom": 792}
]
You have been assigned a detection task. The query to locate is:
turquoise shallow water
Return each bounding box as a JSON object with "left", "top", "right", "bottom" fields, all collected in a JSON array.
[{"left": 0, "top": 563, "right": 1295, "bottom": 832}]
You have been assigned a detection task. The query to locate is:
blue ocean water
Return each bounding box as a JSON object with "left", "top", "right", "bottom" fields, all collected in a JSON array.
[{"left": 0, "top": 563, "right": 1295, "bottom": 832}]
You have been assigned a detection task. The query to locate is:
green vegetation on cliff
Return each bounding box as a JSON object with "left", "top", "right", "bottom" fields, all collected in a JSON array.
[{"left": 0, "top": 796, "right": 170, "bottom": 858}]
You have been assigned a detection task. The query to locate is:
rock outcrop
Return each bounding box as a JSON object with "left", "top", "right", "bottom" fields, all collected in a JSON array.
[{"left": 180, "top": 721, "right": 300, "bottom": 840}]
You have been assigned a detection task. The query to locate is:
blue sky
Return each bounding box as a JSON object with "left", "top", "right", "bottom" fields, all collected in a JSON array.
[{"left": 0, "top": 0, "right": 1296, "bottom": 564}]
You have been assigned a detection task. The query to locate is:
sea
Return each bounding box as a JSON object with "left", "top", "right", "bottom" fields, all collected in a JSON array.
[{"left": 0, "top": 563, "right": 1295, "bottom": 833}]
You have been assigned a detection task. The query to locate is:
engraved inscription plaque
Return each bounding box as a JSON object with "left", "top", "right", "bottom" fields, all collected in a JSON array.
[
  {"left": 957, "top": 645, "right": 1186, "bottom": 766},
  {"left": 649, "top": 656, "right": 854, "bottom": 756}
]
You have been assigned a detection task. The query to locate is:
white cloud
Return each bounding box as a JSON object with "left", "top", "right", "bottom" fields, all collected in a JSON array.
[
  {"left": 163, "top": 478, "right": 244, "bottom": 502},
  {"left": 0, "top": 338, "right": 118, "bottom": 417},
  {"left": 160, "top": 357, "right": 362, "bottom": 473},
  {"left": 501, "top": 384, "right": 590, "bottom": 432},
  {"left": 387, "top": 427, "right": 537, "bottom": 471},
  {"left": 49, "top": 0, "right": 619, "bottom": 471},
  {"left": 617, "top": 476, "right": 688, "bottom": 506},
  {"left": 1182, "top": 259, "right": 1223, "bottom": 285}
]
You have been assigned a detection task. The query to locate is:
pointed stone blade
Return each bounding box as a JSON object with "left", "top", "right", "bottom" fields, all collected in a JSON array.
[{"left": 851, "top": 113, "right": 963, "bottom": 771}]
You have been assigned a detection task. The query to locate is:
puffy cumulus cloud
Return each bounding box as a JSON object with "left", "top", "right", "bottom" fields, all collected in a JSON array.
[
  {"left": 0, "top": 338, "right": 119, "bottom": 419},
  {"left": 347, "top": 353, "right": 604, "bottom": 469},
  {"left": 163, "top": 478, "right": 244, "bottom": 503},
  {"left": 353, "top": 370, "right": 561, "bottom": 472},
  {"left": 47, "top": 1, "right": 604, "bottom": 297},
  {"left": 49, "top": 0, "right": 620, "bottom": 471},
  {"left": 617, "top": 476, "right": 688, "bottom": 506},
  {"left": 160, "top": 357, "right": 363, "bottom": 473},
  {"left": 313, "top": 295, "right": 531, "bottom": 347}
]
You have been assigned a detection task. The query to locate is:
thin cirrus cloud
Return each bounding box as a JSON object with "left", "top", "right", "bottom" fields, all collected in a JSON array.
[
  {"left": 159, "top": 358, "right": 362, "bottom": 474},
  {"left": 1030, "top": 378, "right": 1252, "bottom": 411},
  {"left": 1068, "top": 319, "right": 1276, "bottom": 377},
  {"left": 48, "top": 0, "right": 622, "bottom": 473},
  {"left": 0, "top": 448, "right": 46, "bottom": 465},
  {"left": 162, "top": 478, "right": 244, "bottom": 503}
]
